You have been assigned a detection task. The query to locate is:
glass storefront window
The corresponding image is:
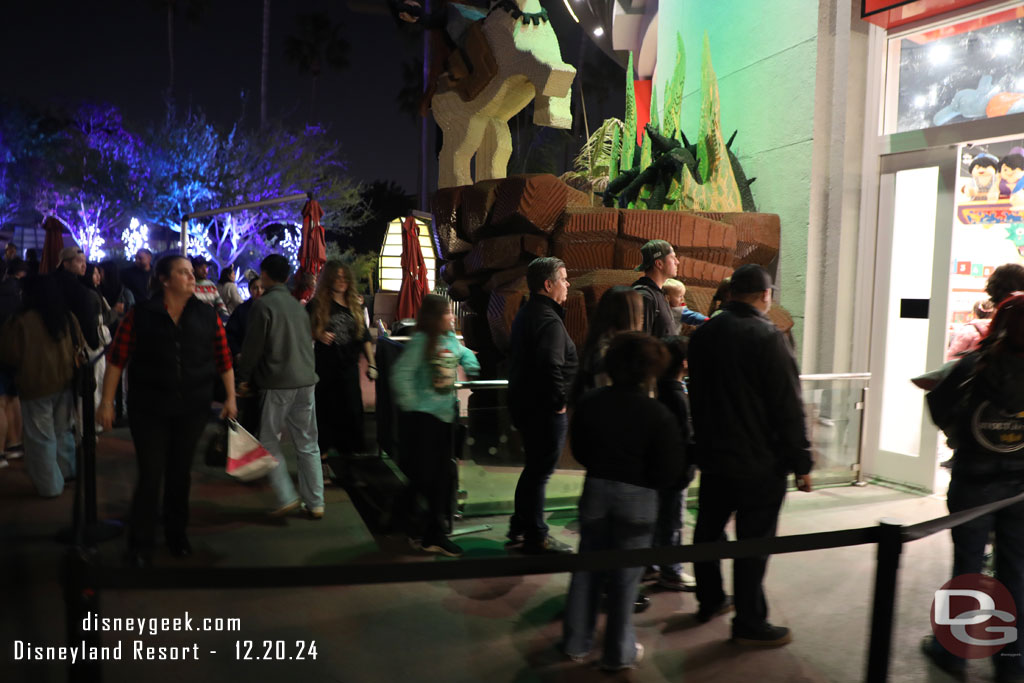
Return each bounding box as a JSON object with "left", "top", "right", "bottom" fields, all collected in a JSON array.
[
  {"left": 884, "top": 3, "right": 1024, "bottom": 134},
  {"left": 946, "top": 133, "right": 1024, "bottom": 357}
]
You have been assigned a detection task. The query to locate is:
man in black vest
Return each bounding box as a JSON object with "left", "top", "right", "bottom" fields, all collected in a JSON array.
[
  {"left": 631, "top": 239, "right": 678, "bottom": 338},
  {"left": 506, "top": 257, "right": 578, "bottom": 554},
  {"left": 687, "top": 264, "right": 812, "bottom": 646}
]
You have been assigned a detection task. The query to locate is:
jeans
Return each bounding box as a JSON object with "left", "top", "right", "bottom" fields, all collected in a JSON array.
[
  {"left": 563, "top": 477, "right": 657, "bottom": 668},
  {"left": 21, "top": 390, "right": 76, "bottom": 497},
  {"left": 927, "top": 475, "right": 1024, "bottom": 676},
  {"left": 693, "top": 473, "right": 787, "bottom": 633},
  {"left": 127, "top": 409, "right": 208, "bottom": 550},
  {"left": 509, "top": 411, "right": 568, "bottom": 543},
  {"left": 261, "top": 386, "right": 323, "bottom": 509},
  {"left": 652, "top": 486, "right": 687, "bottom": 577}
]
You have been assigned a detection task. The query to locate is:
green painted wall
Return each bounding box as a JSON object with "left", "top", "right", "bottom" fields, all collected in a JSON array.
[{"left": 656, "top": 0, "right": 818, "bottom": 347}]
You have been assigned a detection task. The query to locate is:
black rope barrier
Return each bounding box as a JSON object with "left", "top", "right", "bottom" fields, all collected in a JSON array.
[
  {"left": 61, "top": 488, "right": 1024, "bottom": 683},
  {"left": 902, "top": 488, "right": 1024, "bottom": 542},
  {"left": 74, "top": 526, "right": 882, "bottom": 590}
]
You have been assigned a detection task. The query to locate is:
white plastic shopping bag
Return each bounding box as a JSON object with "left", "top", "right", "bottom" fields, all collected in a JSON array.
[{"left": 225, "top": 419, "right": 279, "bottom": 481}]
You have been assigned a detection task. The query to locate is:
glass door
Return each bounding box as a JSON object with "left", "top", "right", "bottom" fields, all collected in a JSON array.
[{"left": 863, "top": 149, "right": 958, "bottom": 493}]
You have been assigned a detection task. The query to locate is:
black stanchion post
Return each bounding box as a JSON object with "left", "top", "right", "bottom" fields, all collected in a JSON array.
[
  {"left": 63, "top": 549, "right": 102, "bottom": 683},
  {"left": 865, "top": 518, "right": 904, "bottom": 683}
]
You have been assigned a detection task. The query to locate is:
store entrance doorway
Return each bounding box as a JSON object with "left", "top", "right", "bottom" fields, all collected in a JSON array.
[{"left": 864, "top": 149, "right": 958, "bottom": 493}]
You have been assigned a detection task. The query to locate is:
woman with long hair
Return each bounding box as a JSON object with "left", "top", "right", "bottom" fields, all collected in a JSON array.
[
  {"left": 217, "top": 263, "right": 243, "bottom": 314},
  {"left": 97, "top": 255, "right": 237, "bottom": 567},
  {"left": 923, "top": 293, "right": 1024, "bottom": 680},
  {"left": 562, "top": 332, "right": 685, "bottom": 671},
  {"left": 391, "top": 294, "right": 480, "bottom": 557},
  {"left": 570, "top": 286, "right": 644, "bottom": 405},
  {"left": 0, "top": 275, "right": 84, "bottom": 496},
  {"left": 308, "top": 261, "right": 376, "bottom": 466}
]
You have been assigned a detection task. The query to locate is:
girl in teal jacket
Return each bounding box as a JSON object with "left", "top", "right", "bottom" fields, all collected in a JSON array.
[{"left": 391, "top": 294, "right": 479, "bottom": 556}]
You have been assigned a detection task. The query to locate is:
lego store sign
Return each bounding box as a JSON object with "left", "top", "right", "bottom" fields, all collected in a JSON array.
[{"left": 862, "top": 0, "right": 990, "bottom": 29}]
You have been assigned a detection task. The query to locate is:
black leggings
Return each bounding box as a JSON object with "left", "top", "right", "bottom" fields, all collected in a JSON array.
[{"left": 397, "top": 411, "right": 455, "bottom": 541}]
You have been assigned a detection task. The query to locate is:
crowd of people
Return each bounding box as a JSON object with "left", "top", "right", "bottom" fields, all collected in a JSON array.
[{"left": 5, "top": 233, "right": 1024, "bottom": 677}]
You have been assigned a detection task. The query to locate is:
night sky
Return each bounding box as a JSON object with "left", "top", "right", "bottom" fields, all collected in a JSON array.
[{"left": 0, "top": 0, "right": 621, "bottom": 199}]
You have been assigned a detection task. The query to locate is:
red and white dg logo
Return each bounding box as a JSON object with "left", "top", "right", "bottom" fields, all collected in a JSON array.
[{"left": 931, "top": 573, "right": 1017, "bottom": 659}]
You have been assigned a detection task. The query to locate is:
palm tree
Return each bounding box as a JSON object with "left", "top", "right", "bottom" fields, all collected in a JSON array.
[
  {"left": 285, "top": 12, "right": 350, "bottom": 121},
  {"left": 260, "top": 0, "right": 271, "bottom": 128},
  {"left": 151, "top": 0, "right": 210, "bottom": 96}
]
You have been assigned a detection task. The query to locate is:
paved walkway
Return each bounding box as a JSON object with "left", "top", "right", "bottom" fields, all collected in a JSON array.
[{"left": 1, "top": 426, "right": 971, "bottom": 683}]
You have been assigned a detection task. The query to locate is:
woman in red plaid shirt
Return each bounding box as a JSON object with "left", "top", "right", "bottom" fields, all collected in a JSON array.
[{"left": 98, "top": 255, "right": 237, "bottom": 568}]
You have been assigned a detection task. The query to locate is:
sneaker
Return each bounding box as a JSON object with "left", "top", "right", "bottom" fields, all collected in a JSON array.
[
  {"left": 658, "top": 571, "right": 697, "bottom": 592},
  {"left": 5, "top": 444, "right": 23, "bottom": 460},
  {"left": 731, "top": 622, "right": 792, "bottom": 647},
  {"left": 560, "top": 644, "right": 588, "bottom": 663},
  {"left": 421, "top": 536, "right": 463, "bottom": 558},
  {"left": 920, "top": 635, "right": 966, "bottom": 680},
  {"left": 642, "top": 567, "right": 660, "bottom": 582},
  {"left": 269, "top": 499, "right": 300, "bottom": 517},
  {"left": 696, "top": 595, "right": 734, "bottom": 623},
  {"left": 504, "top": 533, "right": 525, "bottom": 550},
  {"left": 0, "top": 457, "right": 7, "bottom": 469},
  {"left": 518, "top": 536, "right": 573, "bottom": 555},
  {"left": 600, "top": 643, "right": 644, "bottom": 671},
  {"left": 302, "top": 504, "right": 324, "bottom": 520}
]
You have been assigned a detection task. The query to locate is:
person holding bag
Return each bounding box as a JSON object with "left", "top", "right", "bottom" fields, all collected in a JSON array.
[
  {"left": 97, "top": 255, "right": 237, "bottom": 568},
  {"left": 390, "top": 294, "right": 479, "bottom": 557}
]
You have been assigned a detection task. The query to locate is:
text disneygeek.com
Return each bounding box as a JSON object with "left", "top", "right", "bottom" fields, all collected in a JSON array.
[{"left": 12, "top": 612, "right": 318, "bottom": 663}]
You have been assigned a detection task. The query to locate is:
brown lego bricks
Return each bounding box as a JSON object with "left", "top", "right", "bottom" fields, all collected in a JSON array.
[
  {"left": 484, "top": 267, "right": 528, "bottom": 292},
  {"left": 486, "top": 282, "right": 529, "bottom": 353},
  {"left": 695, "top": 211, "right": 780, "bottom": 268},
  {"left": 554, "top": 241, "right": 616, "bottom": 277},
  {"left": 553, "top": 207, "right": 620, "bottom": 241},
  {"left": 618, "top": 210, "right": 736, "bottom": 266},
  {"left": 458, "top": 178, "right": 503, "bottom": 242},
  {"left": 563, "top": 290, "right": 588, "bottom": 350},
  {"left": 439, "top": 258, "right": 466, "bottom": 285},
  {"left": 463, "top": 234, "right": 550, "bottom": 275},
  {"left": 487, "top": 174, "right": 571, "bottom": 236},
  {"left": 568, "top": 269, "right": 638, "bottom": 314},
  {"left": 431, "top": 187, "right": 473, "bottom": 260}
]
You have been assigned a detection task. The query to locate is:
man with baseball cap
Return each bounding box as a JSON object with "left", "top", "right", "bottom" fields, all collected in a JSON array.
[
  {"left": 631, "top": 239, "right": 679, "bottom": 338},
  {"left": 686, "top": 264, "right": 812, "bottom": 647},
  {"left": 55, "top": 246, "right": 100, "bottom": 350}
]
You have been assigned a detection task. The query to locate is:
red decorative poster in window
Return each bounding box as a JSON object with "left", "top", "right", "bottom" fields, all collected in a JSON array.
[
  {"left": 956, "top": 261, "right": 972, "bottom": 275},
  {"left": 862, "top": 0, "right": 991, "bottom": 30}
]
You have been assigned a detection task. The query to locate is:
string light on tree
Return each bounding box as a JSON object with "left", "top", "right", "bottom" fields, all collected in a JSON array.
[{"left": 121, "top": 217, "right": 151, "bottom": 256}]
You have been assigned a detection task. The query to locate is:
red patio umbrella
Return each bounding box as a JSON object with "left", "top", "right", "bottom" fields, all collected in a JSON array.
[
  {"left": 396, "top": 215, "right": 428, "bottom": 320},
  {"left": 38, "top": 216, "right": 65, "bottom": 274},
  {"left": 298, "top": 198, "right": 327, "bottom": 275}
]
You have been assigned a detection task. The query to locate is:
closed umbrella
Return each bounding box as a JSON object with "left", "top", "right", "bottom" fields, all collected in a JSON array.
[
  {"left": 298, "top": 198, "right": 327, "bottom": 275},
  {"left": 39, "top": 216, "right": 65, "bottom": 274},
  {"left": 396, "top": 215, "right": 428, "bottom": 320}
]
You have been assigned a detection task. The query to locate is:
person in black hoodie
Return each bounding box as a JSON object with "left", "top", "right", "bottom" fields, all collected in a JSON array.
[
  {"left": 506, "top": 256, "right": 578, "bottom": 554},
  {"left": 687, "top": 264, "right": 812, "bottom": 647},
  {"left": 561, "top": 331, "right": 685, "bottom": 671},
  {"left": 922, "top": 293, "right": 1024, "bottom": 683}
]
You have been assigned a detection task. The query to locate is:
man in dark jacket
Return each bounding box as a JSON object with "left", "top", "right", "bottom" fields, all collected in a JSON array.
[
  {"left": 121, "top": 248, "right": 154, "bottom": 303},
  {"left": 687, "top": 264, "right": 812, "bottom": 647},
  {"left": 631, "top": 239, "right": 679, "bottom": 338},
  {"left": 55, "top": 246, "right": 100, "bottom": 350},
  {"left": 506, "top": 257, "right": 578, "bottom": 554}
]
